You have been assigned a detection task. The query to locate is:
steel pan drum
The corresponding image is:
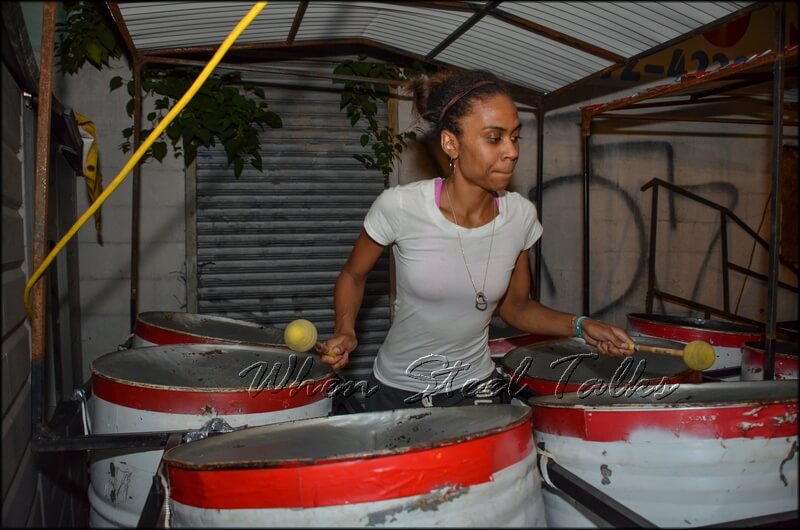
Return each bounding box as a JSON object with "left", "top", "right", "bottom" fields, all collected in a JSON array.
[
  {"left": 132, "top": 311, "right": 285, "bottom": 348},
  {"left": 88, "top": 344, "right": 332, "bottom": 528},
  {"left": 501, "top": 337, "right": 701, "bottom": 397},
  {"left": 488, "top": 321, "right": 551, "bottom": 359},
  {"left": 529, "top": 380, "right": 798, "bottom": 527},
  {"left": 627, "top": 313, "right": 763, "bottom": 378},
  {"left": 741, "top": 340, "right": 799, "bottom": 381},
  {"left": 162, "top": 404, "right": 547, "bottom": 527}
]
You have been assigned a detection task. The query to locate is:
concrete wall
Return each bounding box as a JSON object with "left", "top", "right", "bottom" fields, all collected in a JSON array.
[
  {"left": 54, "top": 59, "right": 187, "bottom": 382},
  {"left": 539, "top": 103, "right": 796, "bottom": 327}
]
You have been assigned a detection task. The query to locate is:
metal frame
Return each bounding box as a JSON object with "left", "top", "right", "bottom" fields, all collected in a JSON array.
[
  {"left": 579, "top": 3, "right": 795, "bottom": 379},
  {"left": 640, "top": 177, "right": 799, "bottom": 327}
]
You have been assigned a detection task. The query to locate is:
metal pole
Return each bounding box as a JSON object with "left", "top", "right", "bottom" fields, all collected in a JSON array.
[
  {"left": 130, "top": 59, "right": 144, "bottom": 332},
  {"left": 581, "top": 124, "right": 591, "bottom": 316},
  {"left": 534, "top": 103, "right": 544, "bottom": 301},
  {"left": 646, "top": 186, "right": 659, "bottom": 313},
  {"left": 31, "top": 0, "right": 58, "bottom": 437},
  {"left": 765, "top": 2, "right": 785, "bottom": 380}
]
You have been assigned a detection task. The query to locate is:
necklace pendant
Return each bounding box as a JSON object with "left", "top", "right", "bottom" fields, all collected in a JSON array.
[{"left": 475, "top": 292, "right": 488, "bottom": 311}]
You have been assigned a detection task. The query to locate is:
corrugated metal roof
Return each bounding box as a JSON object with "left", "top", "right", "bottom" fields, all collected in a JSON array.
[
  {"left": 499, "top": 1, "right": 753, "bottom": 58},
  {"left": 113, "top": 1, "right": 757, "bottom": 97}
]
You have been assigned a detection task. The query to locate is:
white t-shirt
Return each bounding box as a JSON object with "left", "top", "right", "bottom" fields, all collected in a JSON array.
[{"left": 363, "top": 178, "right": 543, "bottom": 394}]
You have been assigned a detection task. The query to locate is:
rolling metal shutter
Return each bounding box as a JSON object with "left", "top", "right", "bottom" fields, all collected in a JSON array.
[{"left": 194, "top": 78, "right": 390, "bottom": 386}]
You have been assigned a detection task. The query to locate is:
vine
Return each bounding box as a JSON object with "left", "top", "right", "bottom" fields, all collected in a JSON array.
[
  {"left": 333, "top": 57, "right": 434, "bottom": 181},
  {"left": 55, "top": 1, "right": 281, "bottom": 178},
  {"left": 110, "top": 68, "right": 281, "bottom": 177}
]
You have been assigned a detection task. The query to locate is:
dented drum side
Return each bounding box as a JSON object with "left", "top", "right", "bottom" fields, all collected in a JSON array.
[
  {"left": 164, "top": 405, "right": 547, "bottom": 527},
  {"left": 740, "top": 341, "right": 799, "bottom": 381},
  {"left": 530, "top": 383, "right": 798, "bottom": 527},
  {"left": 88, "top": 344, "right": 332, "bottom": 527}
]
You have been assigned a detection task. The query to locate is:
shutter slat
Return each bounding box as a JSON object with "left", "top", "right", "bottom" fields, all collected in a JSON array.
[{"left": 196, "top": 80, "right": 390, "bottom": 390}]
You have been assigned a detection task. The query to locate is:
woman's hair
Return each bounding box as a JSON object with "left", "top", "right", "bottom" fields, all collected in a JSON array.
[{"left": 404, "top": 69, "right": 511, "bottom": 137}]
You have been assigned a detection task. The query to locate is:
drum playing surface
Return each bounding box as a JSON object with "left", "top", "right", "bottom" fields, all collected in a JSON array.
[
  {"left": 92, "top": 343, "right": 328, "bottom": 391},
  {"left": 501, "top": 337, "right": 699, "bottom": 394}
]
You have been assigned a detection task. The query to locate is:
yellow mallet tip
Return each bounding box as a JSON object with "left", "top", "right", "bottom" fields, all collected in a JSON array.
[
  {"left": 683, "top": 340, "right": 716, "bottom": 371},
  {"left": 284, "top": 319, "right": 318, "bottom": 353}
]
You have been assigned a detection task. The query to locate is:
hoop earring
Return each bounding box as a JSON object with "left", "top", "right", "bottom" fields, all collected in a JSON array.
[{"left": 449, "top": 156, "right": 456, "bottom": 178}]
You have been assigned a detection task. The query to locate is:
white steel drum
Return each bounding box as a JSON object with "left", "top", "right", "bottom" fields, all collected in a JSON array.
[
  {"left": 627, "top": 313, "right": 763, "bottom": 380},
  {"left": 162, "top": 404, "right": 547, "bottom": 527},
  {"left": 132, "top": 311, "right": 285, "bottom": 348},
  {"left": 88, "top": 344, "right": 333, "bottom": 528},
  {"left": 501, "top": 337, "right": 702, "bottom": 397},
  {"left": 529, "top": 381, "right": 798, "bottom": 527},
  {"left": 741, "top": 340, "right": 799, "bottom": 381}
]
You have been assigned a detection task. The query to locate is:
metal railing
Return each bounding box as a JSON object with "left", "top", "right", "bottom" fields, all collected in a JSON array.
[{"left": 641, "top": 178, "right": 798, "bottom": 328}]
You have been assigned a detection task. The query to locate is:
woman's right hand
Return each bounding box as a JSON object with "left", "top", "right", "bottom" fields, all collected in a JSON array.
[{"left": 320, "top": 333, "right": 357, "bottom": 371}]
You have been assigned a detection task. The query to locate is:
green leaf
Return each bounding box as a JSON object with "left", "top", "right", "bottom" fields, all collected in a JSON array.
[
  {"left": 264, "top": 111, "right": 282, "bottom": 128},
  {"left": 84, "top": 41, "right": 104, "bottom": 68},
  {"left": 166, "top": 123, "right": 181, "bottom": 141},
  {"left": 195, "top": 128, "right": 211, "bottom": 146},
  {"left": 96, "top": 25, "right": 117, "bottom": 52},
  {"left": 360, "top": 134, "right": 369, "bottom": 147},
  {"left": 109, "top": 76, "right": 123, "bottom": 90},
  {"left": 251, "top": 152, "right": 263, "bottom": 171},
  {"left": 184, "top": 144, "right": 197, "bottom": 166},
  {"left": 234, "top": 158, "right": 244, "bottom": 178},
  {"left": 151, "top": 141, "right": 167, "bottom": 161}
]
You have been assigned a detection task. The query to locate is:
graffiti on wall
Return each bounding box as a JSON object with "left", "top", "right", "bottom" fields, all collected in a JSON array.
[{"left": 530, "top": 140, "right": 743, "bottom": 319}]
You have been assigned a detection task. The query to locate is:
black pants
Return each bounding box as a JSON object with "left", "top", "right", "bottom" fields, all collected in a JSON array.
[{"left": 363, "top": 372, "right": 511, "bottom": 412}]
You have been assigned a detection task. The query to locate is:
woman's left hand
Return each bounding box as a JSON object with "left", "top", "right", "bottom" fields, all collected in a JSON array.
[{"left": 580, "top": 319, "right": 633, "bottom": 357}]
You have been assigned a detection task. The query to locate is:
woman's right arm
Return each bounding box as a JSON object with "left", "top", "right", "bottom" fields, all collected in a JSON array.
[{"left": 320, "top": 229, "right": 386, "bottom": 370}]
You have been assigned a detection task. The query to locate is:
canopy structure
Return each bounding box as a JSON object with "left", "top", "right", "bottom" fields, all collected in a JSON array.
[{"left": 106, "top": 1, "right": 759, "bottom": 108}]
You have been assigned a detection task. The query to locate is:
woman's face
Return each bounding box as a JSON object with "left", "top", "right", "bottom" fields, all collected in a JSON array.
[{"left": 451, "top": 93, "right": 521, "bottom": 191}]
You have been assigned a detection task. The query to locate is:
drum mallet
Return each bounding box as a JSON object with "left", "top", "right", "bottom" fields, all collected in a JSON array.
[
  {"left": 628, "top": 340, "right": 716, "bottom": 371},
  {"left": 284, "top": 319, "right": 334, "bottom": 356}
]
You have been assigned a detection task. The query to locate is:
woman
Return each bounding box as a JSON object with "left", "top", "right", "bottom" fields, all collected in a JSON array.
[{"left": 321, "top": 69, "right": 633, "bottom": 411}]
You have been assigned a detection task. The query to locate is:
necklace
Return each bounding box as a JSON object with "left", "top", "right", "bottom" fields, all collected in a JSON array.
[{"left": 444, "top": 179, "right": 496, "bottom": 311}]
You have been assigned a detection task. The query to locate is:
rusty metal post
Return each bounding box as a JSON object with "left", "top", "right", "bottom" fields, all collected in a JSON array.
[
  {"left": 580, "top": 113, "right": 592, "bottom": 316},
  {"left": 764, "top": 2, "right": 786, "bottom": 380},
  {"left": 533, "top": 102, "right": 544, "bottom": 301},
  {"left": 130, "top": 58, "right": 144, "bottom": 332},
  {"left": 31, "top": 0, "right": 58, "bottom": 436}
]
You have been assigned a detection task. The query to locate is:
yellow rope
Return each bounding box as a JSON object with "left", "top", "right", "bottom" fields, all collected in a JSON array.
[{"left": 24, "top": 2, "right": 268, "bottom": 319}]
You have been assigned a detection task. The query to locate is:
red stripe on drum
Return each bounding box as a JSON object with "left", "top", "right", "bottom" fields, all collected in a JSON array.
[
  {"left": 135, "top": 320, "right": 220, "bottom": 345},
  {"left": 531, "top": 401, "right": 798, "bottom": 441},
  {"left": 741, "top": 345, "right": 799, "bottom": 380},
  {"left": 628, "top": 319, "right": 761, "bottom": 348},
  {"left": 166, "top": 420, "right": 533, "bottom": 509},
  {"left": 489, "top": 334, "right": 552, "bottom": 358},
  {"left": 92, "top": 373, "right": 332, "bottom": 414}
]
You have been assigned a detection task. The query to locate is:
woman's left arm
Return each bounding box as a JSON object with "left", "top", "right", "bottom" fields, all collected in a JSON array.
[{"left": 497, "top": 250, "right": 633, "bottom": 356}]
